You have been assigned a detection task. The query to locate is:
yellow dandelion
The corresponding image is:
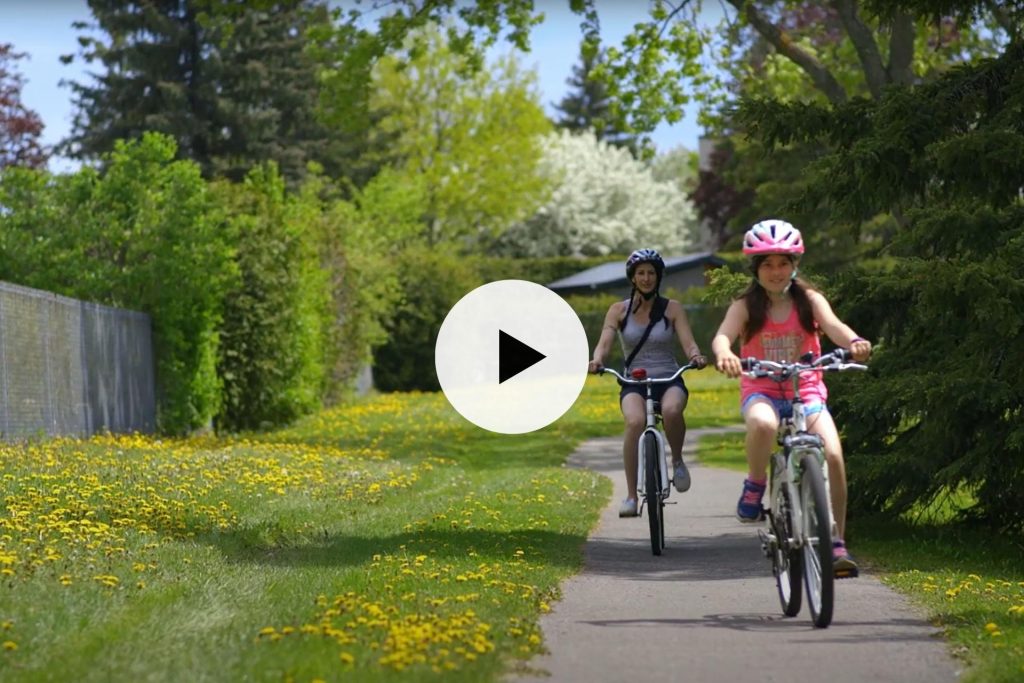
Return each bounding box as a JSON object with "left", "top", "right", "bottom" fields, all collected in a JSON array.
[
  {"left": 2, "top": 641, "right": 16, "bottom": 651},
  {"left": 984, "top": 622, "right": 999, "bottom": 633}
]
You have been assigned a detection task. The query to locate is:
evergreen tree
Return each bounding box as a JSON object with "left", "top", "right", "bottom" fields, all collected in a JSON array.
[
  {"left": 0, "top": 43, "right": 47, "bottom": 169},
  {"left": 734, "top": 31, "right": 1024, "bottom": 530},
  {"left": 553, "top": 44, "right": 637, "bottom": 155},
  {"left": 62, "top": 0, "right": 338, "bottom": 184}
]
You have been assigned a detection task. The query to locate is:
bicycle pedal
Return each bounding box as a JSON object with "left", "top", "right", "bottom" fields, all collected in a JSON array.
[{"left": 834, "top": 567, "right": 859, "bottom": 579}]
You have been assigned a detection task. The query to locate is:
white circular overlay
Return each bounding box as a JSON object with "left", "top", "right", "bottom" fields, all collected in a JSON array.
[{"left": 434, "top": 280, "right": 590, "bottom": 434}]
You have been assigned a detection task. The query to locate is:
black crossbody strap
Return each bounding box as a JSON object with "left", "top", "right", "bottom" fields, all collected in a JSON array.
[{"left": 623, "top": 297, "right": 665, "bottom": 371}]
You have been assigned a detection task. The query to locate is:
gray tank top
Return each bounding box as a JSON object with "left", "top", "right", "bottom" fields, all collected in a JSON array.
[{"left": 619, "top": 299, "right": 680, "bottom": 377}]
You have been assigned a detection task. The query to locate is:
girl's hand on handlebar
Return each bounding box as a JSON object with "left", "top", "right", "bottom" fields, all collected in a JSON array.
[
  {"left": 849, "top": 338, "right": 872, "bottom": 362},
  {"left": 688, "top": 354, "right": 708, "bottom": 370},
  {"left": 716, "top": 352, "right": 742, "bottom": 378},
  {"left": 588, "top": 359, "right": 604, "bottom": 374}
]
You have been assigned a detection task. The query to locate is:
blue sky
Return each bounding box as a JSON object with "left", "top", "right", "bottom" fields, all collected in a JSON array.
[{"left": 3, "top": 1, "right": 726, "bottom": 173}]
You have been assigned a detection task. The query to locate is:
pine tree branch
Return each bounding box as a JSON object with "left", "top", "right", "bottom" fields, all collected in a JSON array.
[{"left": 725, "top": 0, "right": 849, "bottom": 105}]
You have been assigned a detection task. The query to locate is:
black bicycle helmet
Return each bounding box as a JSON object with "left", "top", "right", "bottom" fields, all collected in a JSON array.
[{"left": 625, "top": 248, "right": 665, "bottom": 282}]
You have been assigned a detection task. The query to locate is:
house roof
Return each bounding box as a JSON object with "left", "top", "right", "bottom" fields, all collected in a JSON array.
[{"left": 547, "top": 252, "right": 725, "bottom": 292}]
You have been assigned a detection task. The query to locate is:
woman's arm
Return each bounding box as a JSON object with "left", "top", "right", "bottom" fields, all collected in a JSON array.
[
  {"left": 588, "top": 301, "right": 624, "bottom": 373},
  {"left": 667, "top": 300, "right": 706, "bottom": 367}
]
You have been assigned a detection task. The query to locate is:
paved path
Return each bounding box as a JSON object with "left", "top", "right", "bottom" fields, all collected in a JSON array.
[{"left": 511, "top": 427, "right": 961, "bottom": 683}]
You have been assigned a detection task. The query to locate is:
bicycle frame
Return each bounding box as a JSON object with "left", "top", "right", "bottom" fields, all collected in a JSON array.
[{"left": 599, "top": 364, "right": 692, "bottom": 504}]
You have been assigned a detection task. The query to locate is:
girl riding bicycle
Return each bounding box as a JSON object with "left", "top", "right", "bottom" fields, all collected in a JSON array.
[
  {"left": 710, "top": 220, "right": 871, "bottom": 575},
  {"left": 588, "top": 248, "right": 707, "bottom": 518}
]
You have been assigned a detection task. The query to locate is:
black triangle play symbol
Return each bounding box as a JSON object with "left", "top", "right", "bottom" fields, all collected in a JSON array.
[{"left": 499, "top": 330, "right": 546, "bottom": 384}]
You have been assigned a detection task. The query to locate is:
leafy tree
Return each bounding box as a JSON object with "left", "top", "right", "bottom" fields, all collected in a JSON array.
[
  {"left": 553, "top": 43, "right": 638, "bottom": 155},
  {"left": 0, "top": 43, "right": 47, "bottom": 169},
  {"left": 63, "top": 0, "right": 338, "bottom": 185},
  {"left": 495, "top": 129, "right": 698, "bottom": 257},
  {"left": 320, "top": 167, "right": 423, "bottom": 402},
  {"left": 0, "top": 133, "right": 236, "bottom": 433},
  {"left": 351, "top": 24, "right": 551, "bottom": 249}
]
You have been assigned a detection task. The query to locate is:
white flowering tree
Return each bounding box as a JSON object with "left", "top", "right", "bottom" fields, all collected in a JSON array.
[{"left": 496, "top": 129, "right": 699, "bottom": 257}]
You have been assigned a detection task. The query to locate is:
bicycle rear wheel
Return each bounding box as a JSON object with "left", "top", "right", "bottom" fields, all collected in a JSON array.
[
  {"left": 799, "top": 452, "right": 834, "bottom": 628},
  {"left": 771, "top": 481, "right": 802, "bottom": 617},
  {"left": 644, "top": 432, "right": 664, "bottom": 556}
]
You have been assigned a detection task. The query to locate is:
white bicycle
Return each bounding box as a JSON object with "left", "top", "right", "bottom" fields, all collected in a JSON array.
[{"left": 598, "top": 363, "right": 697, "bottom": 556}]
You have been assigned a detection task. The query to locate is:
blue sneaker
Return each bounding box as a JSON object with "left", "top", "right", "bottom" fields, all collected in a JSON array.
[
  {"left": 833, "top": 540, "right": 860, "bottom": 578},
  {"left": 736, "top": 479, "right": 766, "bottom": 522}
]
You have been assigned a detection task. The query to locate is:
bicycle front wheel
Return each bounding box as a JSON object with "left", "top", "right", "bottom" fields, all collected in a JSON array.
[
  {"left": 771, "top": 482, "right": 802, "bottom": 617},
  {"left": 799, "top": 452, "right": 834, "bottom": 628},
  {"left": 643, "top": 432, "right": 664, "bottom": 556}
]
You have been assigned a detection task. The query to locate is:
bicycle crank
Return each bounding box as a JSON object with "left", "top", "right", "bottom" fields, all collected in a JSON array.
[{"left": 757, "top": 528, "right": 777, "bottom": 558}]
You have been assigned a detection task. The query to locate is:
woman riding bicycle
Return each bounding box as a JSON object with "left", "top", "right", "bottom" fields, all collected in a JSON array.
[
  {"left": 588, "top": 248, "right": 708, "bottom": 518},
  {"left": 710, "top": 220, "right": 871, "bottom": 574}
]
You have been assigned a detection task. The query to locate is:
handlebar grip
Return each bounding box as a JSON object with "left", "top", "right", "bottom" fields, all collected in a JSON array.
[
  {"left": 740, "top": 358, "right": 756, "bottom": 371},
  {"left": 833, "top": 348, "right": 852, "bottom": 362}
]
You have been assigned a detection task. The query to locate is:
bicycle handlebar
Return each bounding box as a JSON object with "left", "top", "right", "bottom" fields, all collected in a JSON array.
[
  {"left": 597, "top": 362, "right": 696, "bottom": 386},
  {"left": 739, "top": 349, "right": 868, "bottom": 380}
]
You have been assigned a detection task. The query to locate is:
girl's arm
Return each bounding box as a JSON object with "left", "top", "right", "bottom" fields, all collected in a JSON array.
[
  {"left": 711, "top": 300, "right": 748, "bottom": 377},
  {"left": 808, "top": 291, "right": 872, "bottom": 361}
]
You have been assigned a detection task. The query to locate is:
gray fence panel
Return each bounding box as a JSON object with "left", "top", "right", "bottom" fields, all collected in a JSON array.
[
  {"left": 0, "top": 281, "right": 155, "bottom": 439},
  {"left": 81, "top": 301, "right": 156, "bottom": 435}
]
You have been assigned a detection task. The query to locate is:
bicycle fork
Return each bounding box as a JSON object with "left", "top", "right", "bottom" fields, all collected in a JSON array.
[{"left": 636, "top": 427, "right": 669, "bottom": 514}]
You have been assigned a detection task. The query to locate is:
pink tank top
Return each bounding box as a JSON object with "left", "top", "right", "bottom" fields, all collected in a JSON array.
[{"left": 739, "top": 303, "right": 827, "bottom": 404}]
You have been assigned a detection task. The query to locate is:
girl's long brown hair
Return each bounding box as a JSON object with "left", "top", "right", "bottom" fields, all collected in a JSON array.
[{"left": 740, "top": 256, "right": 817, "bottom": 343}]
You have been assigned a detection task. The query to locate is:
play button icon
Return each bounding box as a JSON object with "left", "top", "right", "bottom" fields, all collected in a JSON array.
[
  {"left": 435, "top": 280, "right": 589, "bottom": 434},
  {"left": 498, "top": 330, "right": 545, "bottom": 383}
]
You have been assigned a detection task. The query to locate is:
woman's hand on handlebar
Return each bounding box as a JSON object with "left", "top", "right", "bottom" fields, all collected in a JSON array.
[
  {"left": 688, "top": 353, "right": 708, "bottom": 370},
  {"left": 715, "top": 351, "right": 742, "bottom": 378},
  {"left": 588, "top": 359, "right": 604, "bottom": 374}
]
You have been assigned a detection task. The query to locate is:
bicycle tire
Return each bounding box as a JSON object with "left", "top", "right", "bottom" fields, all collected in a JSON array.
[
  {"left": 771, "top": 478, "right": 802, "bottom": 617},
  {"left": 799, "top": 452, "right": 834, "bottom": 628},
  {"left": 644, "top": 432, "right": 663, "bottom": 556}
]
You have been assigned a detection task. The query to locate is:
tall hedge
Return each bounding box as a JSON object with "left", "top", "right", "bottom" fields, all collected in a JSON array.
[
  {"left": 213, "top": 164, "right": 329, "bottom": 432},
  {"left": 373, "top": 246, "right": 482, "bottom": 392}
]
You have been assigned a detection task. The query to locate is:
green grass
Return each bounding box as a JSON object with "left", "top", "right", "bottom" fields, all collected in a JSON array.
[
  {"left": 6, "top": 367, "right": 1018, "bottom": 682},
  {"left": 693, "top": 432, "right": 1024, "bottom": 683},
  {"left": 0, "top": 369, "right": 733, "bottom": 682}
]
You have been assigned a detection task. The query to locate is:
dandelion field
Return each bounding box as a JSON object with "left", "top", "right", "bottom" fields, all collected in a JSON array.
[
  {"left": 693, "top": 432, "right": 1024, "bottom": 682},
  {"left": 0, "top": 370, "right": 734, "bottom": 681}
]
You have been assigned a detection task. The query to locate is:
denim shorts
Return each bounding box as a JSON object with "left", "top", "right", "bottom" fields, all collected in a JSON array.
[{"left": 741, "top": 393, "right": 827, "bottom": 419}]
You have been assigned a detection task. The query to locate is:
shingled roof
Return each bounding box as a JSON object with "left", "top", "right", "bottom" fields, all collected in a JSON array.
[{"left": 547, "top": 252, "right": 725, "bottom": 295}]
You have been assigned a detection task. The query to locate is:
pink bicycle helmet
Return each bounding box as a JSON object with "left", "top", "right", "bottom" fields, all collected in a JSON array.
[{"left": 742, "top": 219, "right": 805, "bottom": 256}]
